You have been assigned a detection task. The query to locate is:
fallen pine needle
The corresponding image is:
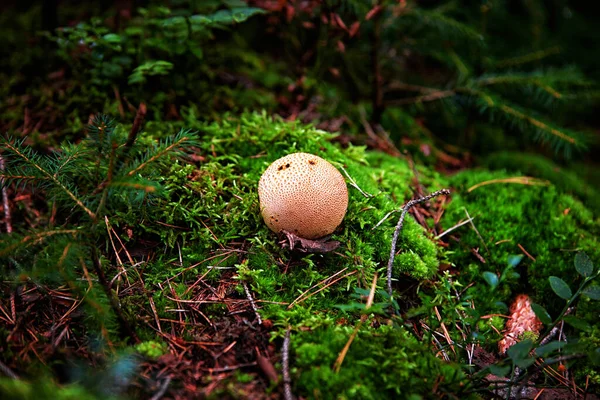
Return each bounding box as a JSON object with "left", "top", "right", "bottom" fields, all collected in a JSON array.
[
  {"left": 467, "top": 176, "right": 549, "bottom": 193},
  {"left": 333, "top": 273, "right": 378, "bottom": 373}
]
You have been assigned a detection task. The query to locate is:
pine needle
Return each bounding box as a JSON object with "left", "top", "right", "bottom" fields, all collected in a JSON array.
[
  {"left": 333, "top": 273, "right": 378, "bottom": 373},
  {"left": 467, "top": 176, "right": 550, "bottom": 192}
]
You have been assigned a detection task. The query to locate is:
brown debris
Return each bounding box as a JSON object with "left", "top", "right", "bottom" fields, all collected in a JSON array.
[{"left": 498, "top": 294, "right": 543, "bottom": 354}]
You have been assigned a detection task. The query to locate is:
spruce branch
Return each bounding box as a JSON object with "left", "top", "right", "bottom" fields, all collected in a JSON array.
[
  {"left": 127, "top": 129, "right": 198, "bottom": 177},
  {"left": 0, "top": 229, "right": 80, "bottom": 258},
  {"left": 467, "top": 89, "right": 587, "bottom": 155},
  {"left": 2, "top": 140, "right": 96, "bottom": 220}
]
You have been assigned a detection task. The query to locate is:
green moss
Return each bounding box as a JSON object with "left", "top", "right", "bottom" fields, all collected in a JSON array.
[
  {"left": 484, "top": 151, "right": 600, "bottom": 215},
  {"left": 0, "top": 379, "right": 100, "bottom": 400},
  {"left": 292, "top": 323, "right": 474, "bottom": 399},
  {"left": 135, "top": 341, "right": 168, "bottom": 359},
  {"left": 443, "top": 168, "right": 600, "bottom": 312}
]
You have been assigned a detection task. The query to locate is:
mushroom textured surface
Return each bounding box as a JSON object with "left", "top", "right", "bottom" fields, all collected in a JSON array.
[{"left": 258, "top": 152, "right": 348, "bottom": 239}]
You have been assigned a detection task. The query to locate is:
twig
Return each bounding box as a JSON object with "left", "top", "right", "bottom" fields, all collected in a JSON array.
[
  {"left": 539, "top": 308, "right": 573, "bottom": 346},
  {"left": 517, "top": 243, "right": 536, "bottom": 262},
  {"left": 339, "top": 166, "right": 373, "bottom": 198},
  {"left": 124, "top": 102, "right": 147, "bottom": 155},
  {"left": 434, "top": 217, "right": 474, "bottom": 240},
  {"left": 464, "top": 208, "right": 489, "bottom": 254},
  {"left": 150, "top": 376, "right": 171, "bottom": 400},
  {"left": 282, "top": 328, "right": 293, "bottom": 400},
  {"left": 467, "top": 176, "right": 549, "bottom": 192},
  {"left": 371, "top": 209, "right": 399, "bottom": 231},
  {"left": 243, "top": 281, "right": 262, "bottom": 325},
  {"left": 386, "top": 189, "right": 450, "bottom": 296},
  {"left": 0, "top": 156, "right": 12, "bottom": 234},
  {"left": 287, "top": 270, "right": 357, "bottom": 309},
  {"left": 90, "top": 247, "right": 139, "bottom": 344},
  {"left": 0, "top": 360, "right": 18, "bottom": 379}
]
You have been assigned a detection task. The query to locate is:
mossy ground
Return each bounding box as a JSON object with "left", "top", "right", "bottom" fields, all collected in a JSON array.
[{"left": 2, "top": 112, "right": 599, "bottom": 399}]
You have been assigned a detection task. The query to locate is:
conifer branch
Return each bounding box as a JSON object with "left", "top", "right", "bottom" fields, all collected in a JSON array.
[
  {"left": 127, "top": 131, "right": 196, "bottom": 177},
  {"left": 0, "top": 229, "right": 80, "bottom": 257},
  {"left": 3, "top": 141, "right": 96, "bottom": 220}
]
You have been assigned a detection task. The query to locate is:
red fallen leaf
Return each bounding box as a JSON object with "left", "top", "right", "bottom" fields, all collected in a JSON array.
[
  {"left": 420, "top": 143, "right": 431, "bottom": 156},
  {"left": 366, "top": 5, "right": 383, "bottom": 20},
  {"left": 349, "top": 21, "right": 361, "bottom": 37},
  {"left": 329, "top": 67, "right": 340, "bottom": 78},
  {"left": 337, "top": 40, "right": 346, "bottom": 52},
  {"left": 302, "top": 21, "right": 315, "bottom": 29},
  {"left": 321, "top": 14, "right": 329, "bottom": 24},
  {"left": 285, "top": 5, "right": 295, "bottom": 22},
  {"left": 563, "top": 208, "right": 570, "bottom": 215},
  {"left": 333, "top": 13, "right": 348, "bottom": 31}
]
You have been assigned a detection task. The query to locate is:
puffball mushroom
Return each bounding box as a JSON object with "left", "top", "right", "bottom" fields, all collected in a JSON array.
[{"left": 258, "top": 152, "right": 348, "bottom": 240}]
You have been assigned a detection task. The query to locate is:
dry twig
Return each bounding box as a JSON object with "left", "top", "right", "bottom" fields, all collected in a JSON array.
[
  {"left": 282, "top": 328, "right": 293, "bottom": 400},
  {"left": 386, "top": 189, "right": 450, "bottom": 296},
  {"left": 242, "top": 281, "right": 262, "bottom": 325}
]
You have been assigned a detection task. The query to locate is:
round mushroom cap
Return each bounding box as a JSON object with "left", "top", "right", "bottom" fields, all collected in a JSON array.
[{"left": 258, "top": 152, "right": 348, "bottom": 239}]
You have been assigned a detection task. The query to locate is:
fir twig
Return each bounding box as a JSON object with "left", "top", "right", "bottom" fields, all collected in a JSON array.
[
  {"left": 386, "top": 189, "right": 450, "bottom": 296},
  {"left": 3, "top": 141, "right": 96, "bottom": 220}
]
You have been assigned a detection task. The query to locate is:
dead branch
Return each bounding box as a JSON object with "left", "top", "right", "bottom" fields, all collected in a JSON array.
[
  {"left": 283, "top": 328, "right": 293, "bottom": 400},
  {"left": 386, "top": 189, "right": 451, "bottom": 296}
]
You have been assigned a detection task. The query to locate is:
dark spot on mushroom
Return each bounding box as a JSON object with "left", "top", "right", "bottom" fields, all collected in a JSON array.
[
  {"left": 286, "top": 163, "right": 290, "bottom": 168},
  {"left": 309, "top": 160, "right": 316, "bottom": 165},
  {"left": 278, "top": 165, "right": 284, "bottom": 171}
]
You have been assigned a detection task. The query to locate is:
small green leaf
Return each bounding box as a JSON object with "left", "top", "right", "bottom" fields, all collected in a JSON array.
[
  {"left": 531, "top": 303, "right": 552, "bottom": 325},
  {"left": 488, "top": 364, "right": 511, "bottom": 377},
  {"left": 591, "top": 348, "right": 600, "bottom": 366},
  {"left": 534, "top": 341, "right": 565, "bottom": 357},
  {"left": 549, "top": 276, "right": 572, "bottom": 300},
  {"left": 563, "top": 316, "right": 591, "bottom": 332},
  {"left": 507, "top": 339, "right": 534, "bottom": 366},
  {"left": 103, "top": 33, "right": 122, "bottom": 43},
  {"left": 507, "top": 254, "right": 524, "bottom": 268},
  {"left": 583, "top": 285, "right": 600, "bottom": 300},
  {"left": 482, "top": 271, "right": 499, "bottom": 290},
  {"left": 575, "top": 252, "right": 594, "bottom": 277}
]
